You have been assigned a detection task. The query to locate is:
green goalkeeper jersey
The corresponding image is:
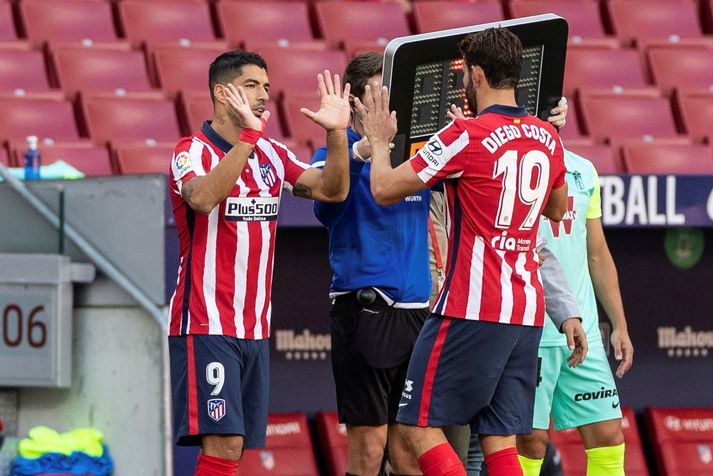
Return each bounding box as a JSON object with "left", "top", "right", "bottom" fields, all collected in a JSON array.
[{"left": 539, "top": 150, "right": 602, "bottom": 346}]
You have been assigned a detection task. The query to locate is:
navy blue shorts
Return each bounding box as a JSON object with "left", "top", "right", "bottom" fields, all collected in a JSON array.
[
  {"left": 169, "top": 335, "right": 269, "bottom": 448},
  {"left": 396, "top": 316, "right": 542, "bottom": 436}
]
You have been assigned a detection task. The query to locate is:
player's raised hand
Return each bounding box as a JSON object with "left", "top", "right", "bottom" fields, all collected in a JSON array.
[
  {"left": 446, "top": 103, "right": 467, "bottom": 120},
  {"left": 353, "top": 82, "right": 397, "bottom": 145},
  {"left": 562, "top": 318, "right": 588, "bottom": 367},
  {"left": 301, "top": 71, "right": 351, "bottom": 131},
  {"left": 223, "top": 83, "right": 269, "bottom": 131},
  {"left": 547, "top": 96, "right": 568, "bottom": 129},
  {"left": 611, "top": 327, "right": 634, "bottom": 378}
]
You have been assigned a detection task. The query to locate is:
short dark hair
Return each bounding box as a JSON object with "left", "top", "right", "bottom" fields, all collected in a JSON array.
[
  {"left": 458, "top": 28, "right": 522, "bottom": 89},
  {"left": 344, "top": 52, "right": 383, "bottom": 103},
  {"left": 208, "top": 50, "right": 268, "bottom": 102}
]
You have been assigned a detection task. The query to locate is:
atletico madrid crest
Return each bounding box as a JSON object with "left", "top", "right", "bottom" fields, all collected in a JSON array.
[
  {"left": 207, "top": 398, "right": 226, "bottom": 421},
  {"left": 260, "top": 163, "right": 277, "bottom": 188}
]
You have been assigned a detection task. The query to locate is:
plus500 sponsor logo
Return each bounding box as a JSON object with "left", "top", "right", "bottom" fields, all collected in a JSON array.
[{"left": 225, "top": 196, "right": 279, "bottom": 221}]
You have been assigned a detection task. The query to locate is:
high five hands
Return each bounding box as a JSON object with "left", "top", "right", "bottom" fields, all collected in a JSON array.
[
  {"left": 301, "top": 70, "right": 351, "bottom": 131},
  {"left": 353, "top": 83, "right": 398, "bottom": 146}
]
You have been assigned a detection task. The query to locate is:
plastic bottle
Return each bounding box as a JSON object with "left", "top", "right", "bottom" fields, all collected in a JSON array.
[{"left": 23, "top": 135, "right": 41, "bottom": 181}]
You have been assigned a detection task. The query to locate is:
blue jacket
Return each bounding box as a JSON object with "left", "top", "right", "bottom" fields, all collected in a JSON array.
[{"left": 312, "top": 127, "right": 431, "bottom": 306}]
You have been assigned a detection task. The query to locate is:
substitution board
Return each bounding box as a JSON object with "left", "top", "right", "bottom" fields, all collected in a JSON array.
[{"left": 383, "top": 14, "right": 568, "bottom": 165}]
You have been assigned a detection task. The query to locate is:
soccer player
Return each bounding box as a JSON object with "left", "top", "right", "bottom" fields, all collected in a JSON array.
[
  {"left": 167, "top": 51, "right": 351, "bottom": 476},
  {"left": 516, "top": 149, "right": 634, "bottom": 476},
  {"left": 312, "top": 52, "right": 430, "bottom": 476},
  {"left": 354, "top": 28, "right": 587, "bottom": 476}
]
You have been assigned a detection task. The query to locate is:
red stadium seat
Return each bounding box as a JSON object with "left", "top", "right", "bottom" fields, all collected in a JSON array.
[
  {"left": 0, "top": 146, "right": 10, "bottom": 166},
  {"left": 0, "top": 93, "right": 81, "bottom": 143},
  {"left": 646, "top": 407, "right": 713, "bottom": 476},
  {"left": 648, "top": 48, "right": 713, "bottom": 96},
  {"left": 20, "top": 0, "right": 118, "bottom": 47},
  {"left": 257, "top": 47, "right": 348, "bottom": 100},
  {"left": 0, "top": 2, "right": 18, "bottom": 41},
  {"left": 314, "top": 1, "right": 410, "bottom": 48},
  {"left": 51, "top": 46, "right": 154, "bottom": 95},
  {"left": 510, "top": 1, "right": 606, "bottom": 41},
  {"left": 622, "top": 141, "right": 713, "bottom": 174},
  {"left": 0, "top": 49, "right": 51, "bottom": 92},
  {"left": 217, "top": 1, "right": 317, "bottom": 49},
  {"left": 315, "top": 411, "right": 347, "bottom": 476},
  {"left": 676, "top": 89, "right": 713, "bottom": 143},
  {"left": 240, "top": 413, "right": 319, "bottom": 475},
  {"left": 179, "top": 91, "right": 286, "bottom": 141},
  {"left": 283, "top": 94, "right": 326, "bottom": 148},
  {"left": 81, "top": 93, "right": 181, "bottom": 145},
  {"left": 10, "top": 141, "right": 113, "bottom": 176},
  {"left": 580, "top": 89, "right": 680, "bottom": 143},
  {"left": 608, "top": 0, "right": 703, "bottom": 45},
  {"left": 413, "top": 1, "right": 504, "bottom": 34},
  {"left": 565, "top": 140, "right": 625, "bottom": 174},
  {"left": 114, "top": 142, "right": 175, "bottom": 175},
  {"left": 118, "top": 1, "right": 216, "bottom": 48},
  {"left": 152, "top": 44, "right": 227, "bottom": 95},
  {"left": 549, "top": 407, "right": 649, "bottom": 475},
  {"left": 563, "top": 47, "right": 648, "bottom": 97},
  {"left": 557, "top": 97, "right": 582, "bottom": 141}
]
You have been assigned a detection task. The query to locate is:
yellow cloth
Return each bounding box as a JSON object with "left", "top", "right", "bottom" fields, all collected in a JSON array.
[
  {"left": 18, "top": 426, "right": 104, "bottom": 459},
  {"left": 585, "top": 443, "right": 625, "bottom": 476},
  {"left": 518, "top": 454, "right": 544, "bottom": 476},
  {"left": 586, "top": 169, "right": 602, "bottom": 219}
]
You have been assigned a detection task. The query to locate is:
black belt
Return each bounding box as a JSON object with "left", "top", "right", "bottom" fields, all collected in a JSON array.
[{"left": 336, "top": 288, "right": 382, "bottom": 306}]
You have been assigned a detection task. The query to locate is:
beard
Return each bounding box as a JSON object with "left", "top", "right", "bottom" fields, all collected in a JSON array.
[{"left": 465, "top": 80, "right": 478, "bottom": 115}]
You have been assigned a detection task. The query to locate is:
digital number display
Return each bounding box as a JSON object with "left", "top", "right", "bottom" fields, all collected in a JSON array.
[{"left": 410, "top": 45, "right": 544, "bottom": 137}]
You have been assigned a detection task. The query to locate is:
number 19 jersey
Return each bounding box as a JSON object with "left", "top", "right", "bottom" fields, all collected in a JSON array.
[{"left": 409, "top": 105, "right": 566, "bottom": 326}]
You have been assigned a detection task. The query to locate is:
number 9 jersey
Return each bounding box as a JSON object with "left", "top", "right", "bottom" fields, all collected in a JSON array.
[{"left": 409, "top": 105, "right": 565, "bottom": 326}]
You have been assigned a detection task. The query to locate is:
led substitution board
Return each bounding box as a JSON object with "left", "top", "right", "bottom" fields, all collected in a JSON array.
[{"left": 383, "top": 14, "right": 568, "bottom": 165}]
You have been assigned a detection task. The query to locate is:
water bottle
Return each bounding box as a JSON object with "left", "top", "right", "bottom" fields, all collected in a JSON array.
[{"left": 23, "top": 135, "right": 41, "bottom": 181}]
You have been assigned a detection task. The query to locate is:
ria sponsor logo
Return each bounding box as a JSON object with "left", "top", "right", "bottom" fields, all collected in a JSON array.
[
  {"left": 574, "top": 386, "right": 618, "bottom": 402},
  {"left": 274, "top": 328, "right": 330, "bottom": 361},
  {"left": 491, "top": 232, "right": 532, "bottom": 252},
  {"left": 658, "top": 326, "right": 713, "bottom": 358}
]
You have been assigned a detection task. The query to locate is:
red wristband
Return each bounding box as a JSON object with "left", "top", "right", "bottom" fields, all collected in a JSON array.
[{"left": 238, "top": 118, "right": 267, "bottom": 145}]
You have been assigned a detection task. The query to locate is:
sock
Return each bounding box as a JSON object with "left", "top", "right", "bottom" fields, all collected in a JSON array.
[
  {"left": 518, "top": 454, "right": 543, "bottom": 476},
  {"left": 484, "top": 447, "right": 523, "bottom": 476},
  {"left": 195, "top": 454, "right": 240, "bottom": 476},
  {"left": 417, "top": 442, "right": 466, "bottom": 476},
  {"left": 585, "top": 443, "right": 625, "bottom": 476}
]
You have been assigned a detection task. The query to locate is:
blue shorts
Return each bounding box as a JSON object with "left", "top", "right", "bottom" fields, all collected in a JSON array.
[
  {"left": 396, "top": 316, "right": 542, "bottom": 436},
  {"left": 169, "top": 335, "right": 269, "bottom": 448}
]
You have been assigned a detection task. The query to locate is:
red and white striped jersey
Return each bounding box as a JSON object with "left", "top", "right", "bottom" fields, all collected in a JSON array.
[
  {"left": 168, "top": 122, "right": 308, "bottom": 339},
  {"left": 410, "top": 105, "right": 566, "bottom": 327}
]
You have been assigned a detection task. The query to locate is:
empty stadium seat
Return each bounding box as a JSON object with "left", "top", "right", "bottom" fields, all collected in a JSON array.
[
  {"left": 152, "top": 44, "right": 227, "bottom": 95},
  {"left": 557, "top": 98, "right": 582, "bottom": 141},
  {"left": 549, "top": 407, "right": 649, "bottom": 475},
  {"left": 0, "top": 93, "right": 81, "bottom": 143},
  {"left": 676, "top": 89, "right": 713, "bottom": 143},
  {"left": 563, "top": 47, "right": 648, "bottom": 97},
  {"left": 283, "top": 94, "right": 327, "bottom": 148},
  {"left": 646, "top": 407, "right": 713, "bottom": 476},
  {"left": 51, "top": 46, "right": 154, "bottom": 94},
  {"left": 0, "top": 2, "right": 18, "bottom": 42},
  {"left": 20, "top": 0, "right": 118, "bottom": 47},
  {"left": 217, "top": 1, "right": 317, "bottom": 49},
  {"left": 580, "top": 89, "right": 680, "bottom": 143},
  {"left": 648, "top": 48, "right": 713, "bottom": 95},
  {"left": 314, "top": 1, "right": 410, "bottom": 48},
  {"left": 608, "top": 0, "right": 703, "bottom": 45},
  {"left": 10, "top": 141, "right": 113, "bottom": 176},
  {"left": 81, "top": 93, "right": 181, "bottom": 145},
  {"left": 565, "top": 140, "right": 625, "bottom": 174},
  {"left": 510, "top": 1, "right": 606, "bottom": 41},
  {"left": 257, "top": 47, "right": 348, "bottom": 100},
  {"left": 413, "top": 1, "right": 504, "bottom": 33},
  {"left": 118, "top": 1, "right": 215, "bottom": 47},
  {"left": 179, "top": 92, "right": 285, "bottom": 141},
  {"left": 114, "top": 142, "right": 175, "bottom": 175},
  {"left": 240, "top": 413, "right": 319, "bottom": 475},
  {"left": 315, "top": 411, "right": 347, "bottom": 476},
  {"left": 0, "top": 49, "right": 50, "bottom": 92},
  {"left": 623, "top": 141, "right": 713, "bottom": 174},
  {"left": 0, "top": 146, "right": 10, "bottom": 166}
]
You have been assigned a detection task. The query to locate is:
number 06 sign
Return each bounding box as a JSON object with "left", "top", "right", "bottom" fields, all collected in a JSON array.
[{"left": 0, "top": 254, "right": 94, "bottom": 387}]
